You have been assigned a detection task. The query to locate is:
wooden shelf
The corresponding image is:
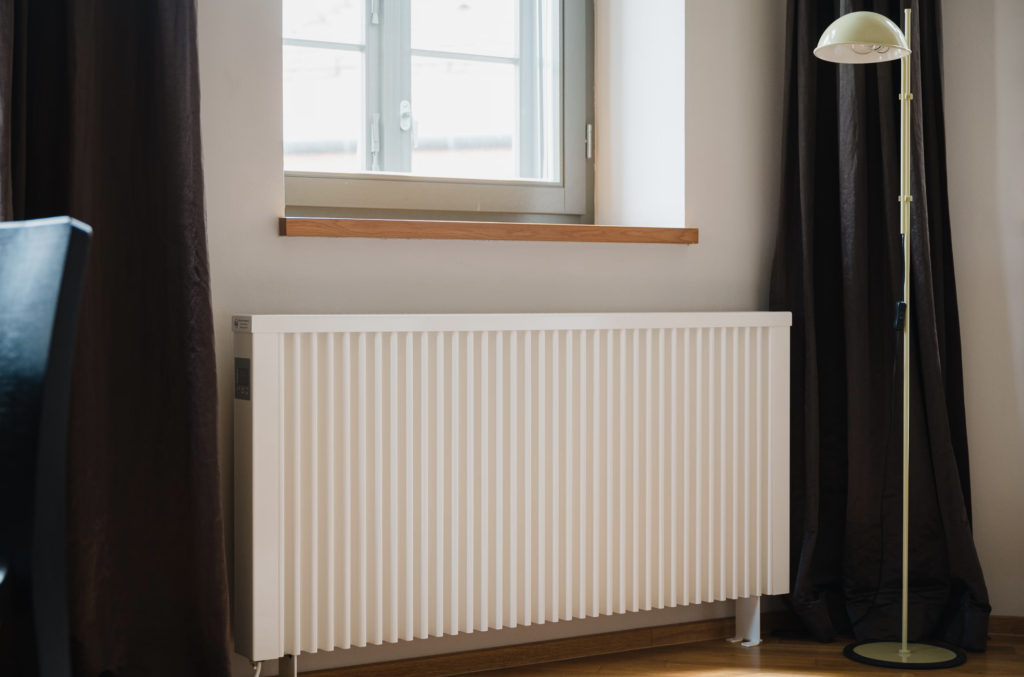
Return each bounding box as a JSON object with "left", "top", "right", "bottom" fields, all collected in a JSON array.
[{"left": 280, "top": 217, "right": 698, "bottom": 245}]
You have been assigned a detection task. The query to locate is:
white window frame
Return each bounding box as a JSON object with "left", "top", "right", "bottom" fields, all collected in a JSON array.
[{"left": 284, "top": 0, "right": 587, "bottom": 216}]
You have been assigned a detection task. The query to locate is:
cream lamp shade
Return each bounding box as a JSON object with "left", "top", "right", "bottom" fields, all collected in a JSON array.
[{"left": 814, "top": 11, "right": 910, "bottom": 64}]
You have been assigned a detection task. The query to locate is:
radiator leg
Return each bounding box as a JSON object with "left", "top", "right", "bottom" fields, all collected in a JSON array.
[
  {"left": 727, "top": 596, "right": 761, "bottom": 647},
  {"left": 279, "top": 655, "right": 298, "bottom": 677}
]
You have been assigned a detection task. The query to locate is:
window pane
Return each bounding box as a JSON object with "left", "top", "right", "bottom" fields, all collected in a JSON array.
[
  {"left": 282, "top": 0, "right": 562, "bottom": 183},
  {"left": 411, "top": 57, "right": 516, "bottom": 180},
  {"left": 284, "top": 0, "right": 363, "bottom": 45},
  {"left": 411, "top": 0, "right": 516, "bottom": 58},
  {"left": 284, "top": 46, "right": 363, "bottom": 173}
]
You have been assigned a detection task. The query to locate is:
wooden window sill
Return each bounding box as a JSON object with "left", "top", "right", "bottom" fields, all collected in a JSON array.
[{"left": 280, "top": 218, "right": 698, "bottom": 245}]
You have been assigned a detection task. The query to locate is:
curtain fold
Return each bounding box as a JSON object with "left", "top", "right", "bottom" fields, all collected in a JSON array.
[
  {"left": 0, "top": 1, "right": 232, "bottom": 675},
  {"left": 770, "top": 0, "right": 990, "bottom": 651}
]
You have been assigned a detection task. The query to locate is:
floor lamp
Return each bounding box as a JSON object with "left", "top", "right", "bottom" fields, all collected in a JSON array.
[{"left": 814, "top": 10, "right": 966, "bottom": 670}]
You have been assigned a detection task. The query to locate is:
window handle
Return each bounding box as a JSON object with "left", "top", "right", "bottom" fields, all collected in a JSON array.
[
  {"left": 371, "top": 0, "right": 379, "bottom": 24},
  {"left": 371, "top": 113, "right": 380, "bottom": 171},
  {"left": 399, "top": 101, "right": 412, "bottom": 132}
]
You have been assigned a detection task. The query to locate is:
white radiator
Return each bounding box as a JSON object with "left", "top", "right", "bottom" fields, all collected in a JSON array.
[{"left": 233, "top": 313, "right": 790, "bottom": 662}]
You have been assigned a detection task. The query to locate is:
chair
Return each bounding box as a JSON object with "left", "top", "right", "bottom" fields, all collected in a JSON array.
[{"left": 0, "top": 217, "right": 91, "bottom": 677}]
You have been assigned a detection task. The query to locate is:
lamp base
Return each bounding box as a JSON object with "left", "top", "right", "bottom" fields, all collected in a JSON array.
[{"left": 844, "top": 641, "right": 966, "bottom": 670}]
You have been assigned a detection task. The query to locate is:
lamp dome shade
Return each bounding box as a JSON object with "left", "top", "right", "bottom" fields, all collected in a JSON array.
[{"left": 814, "top": 11, "right": 910, "bottom": 63}]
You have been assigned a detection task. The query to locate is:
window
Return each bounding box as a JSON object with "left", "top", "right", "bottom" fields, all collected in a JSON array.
[{"left": 283, "top": 0, "right": 589, "bottom": 217}]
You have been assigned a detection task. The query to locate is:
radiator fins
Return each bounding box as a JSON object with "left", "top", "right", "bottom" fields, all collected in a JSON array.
[{"left": 268, "top": 326, "right": 789, "bottom": 656}]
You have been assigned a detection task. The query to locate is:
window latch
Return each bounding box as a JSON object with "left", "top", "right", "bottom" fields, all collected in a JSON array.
[
  {"left": 400, "top": 101, "right": 417, "bottom": 148},
  {"left": 371, "top": 113, "right": 380, "bottom": 171},
  {"left": 371, "top": 0, "right": 380, "bottom": 24},
  {"left": 399, "top": 101, "right": 412, "bottom": 131},
  {"left": 585, "top": 123, "right": 593, "bottom": 159}
]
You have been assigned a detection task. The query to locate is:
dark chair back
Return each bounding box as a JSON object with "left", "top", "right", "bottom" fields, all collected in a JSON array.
[{"left": 0, "top": 217, "right": 91, "bottom": 677}]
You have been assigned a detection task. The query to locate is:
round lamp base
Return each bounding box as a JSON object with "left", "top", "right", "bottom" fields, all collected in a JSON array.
[{"left": 844, "top": 641, "right": 966, "bottom": 670}]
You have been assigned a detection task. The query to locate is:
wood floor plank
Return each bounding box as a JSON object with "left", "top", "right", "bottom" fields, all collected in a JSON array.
[
  {"left": 592, "top": 659, "right": 668, "bottom": 670},
  {"left": 301, "top": 614, "right": 1021, "bottom": 677},
  {"left": 477, "top": 638, "right": 1007, "bottom": 677}
]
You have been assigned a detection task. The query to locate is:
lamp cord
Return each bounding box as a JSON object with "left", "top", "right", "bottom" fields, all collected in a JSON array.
[{"left": 849, "top": 234, "right": 906, "bottom": 632}]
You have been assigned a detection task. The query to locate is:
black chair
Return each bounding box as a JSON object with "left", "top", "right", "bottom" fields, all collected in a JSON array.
[{"left": 0, "top": 217, "right": 91, "bottom": 677}]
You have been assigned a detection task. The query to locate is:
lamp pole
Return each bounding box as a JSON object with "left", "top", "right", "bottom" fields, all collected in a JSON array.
[{"left": 899, "top": 7, "right": 912, "bottom": 659}]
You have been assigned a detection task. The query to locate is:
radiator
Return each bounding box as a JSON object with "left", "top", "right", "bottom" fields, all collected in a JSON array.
[{"left": 233, "top": 313, "right": 790, "bottom": 662}]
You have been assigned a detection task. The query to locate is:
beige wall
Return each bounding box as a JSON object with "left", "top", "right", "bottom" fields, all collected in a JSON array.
[
  {"left": 198, "top": 0, "right": 787, "bottom": 673},
  {"left": 943, "top": 0, "right": 1024, "bottom": 617},
  {"left": 197, "top": 0, "right": 1024, "bottom": 673}
]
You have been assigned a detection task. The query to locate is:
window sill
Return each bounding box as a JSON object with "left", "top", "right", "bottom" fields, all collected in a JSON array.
[{"left": 279, "top": 218, "right": 698, "bottom": 245}]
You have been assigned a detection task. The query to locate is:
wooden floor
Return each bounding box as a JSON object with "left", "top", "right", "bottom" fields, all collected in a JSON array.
[{"left": 471, "top": 633, "right": 1024, "bottom": 676}]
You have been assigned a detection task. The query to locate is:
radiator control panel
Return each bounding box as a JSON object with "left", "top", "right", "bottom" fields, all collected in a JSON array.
[{"left": 234, "top": 358, "right": 250, "bottom": 400}]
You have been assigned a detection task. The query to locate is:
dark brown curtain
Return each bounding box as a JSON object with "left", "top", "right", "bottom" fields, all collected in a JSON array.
[
  {"left": 770, "top": 0, "right": 990, "bottom": 651},
  {"left": 0, "top": 1, "right": 232, "bottom": 675}
]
